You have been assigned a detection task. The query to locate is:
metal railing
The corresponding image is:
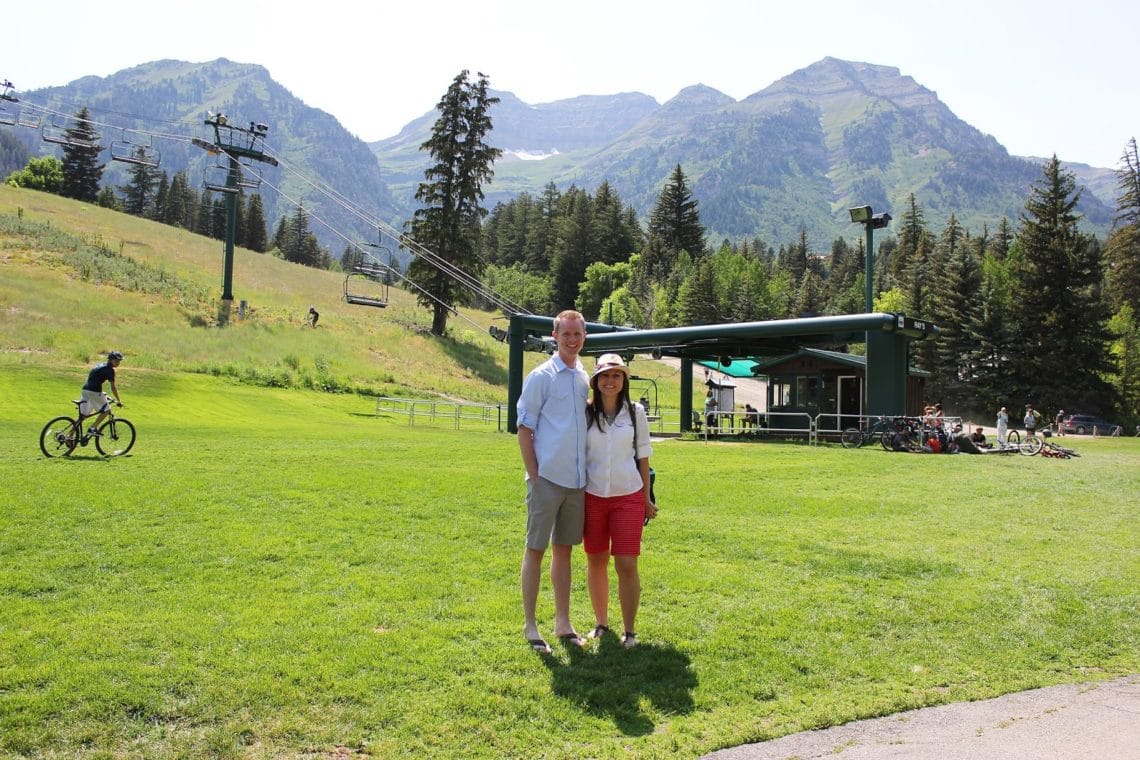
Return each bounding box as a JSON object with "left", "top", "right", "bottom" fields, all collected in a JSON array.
[
  {"left": 697, "top": 410, "right": 816, "bottom": 443},
  {"left": 375, "top": 396, "right": 507, "bottom": 430}
]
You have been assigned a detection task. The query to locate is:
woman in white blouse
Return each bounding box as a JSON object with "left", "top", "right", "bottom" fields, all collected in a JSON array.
[{"left": 583, "top": 354, "right": 657, "bottom": 648}]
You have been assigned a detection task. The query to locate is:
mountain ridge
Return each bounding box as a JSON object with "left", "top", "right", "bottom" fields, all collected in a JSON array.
[{"left": 1, "top": 57, "right": 1117, "bottom": 254}]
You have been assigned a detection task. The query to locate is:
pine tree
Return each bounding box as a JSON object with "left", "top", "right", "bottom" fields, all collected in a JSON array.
[
  {"left": 966, "top": 250, "right": 1018, "bottom": 414},
  {"left": 1008, "top": 156, "right": 1114, "bottom": 412},
  {"left": 643, "top": 164, "right": 704, "bottom": 281},
  {"left": 550, "top": 188, "right": 594, "bottom": 310},
  {"left": 407, "top": 70, "right": 502, "bottom": 335},
  {"left": 1105, "top": 138, "right": 1140, "bottom": 313},
  {"left": 152, "top": 172, "right": 169, "bottom": 221},
  {"left": 678, "top": 258, "right": 719, "bottom": 325},
  {"left": 245, "top": 194, "right": 269, "bottom": 253},
  {"left": 119, "top": 151, "right": 159, "bottom": 216},
  {"left": 928, "top": 227, "right": 983, "bottom": 410},
  {"left": 890, "top": 194, "right": 926, "bottom": 288},
  {"left": 592, "top": 181, "right": 642, "bottom": 265},
  {"left": 988, "top": 217, "right": 1014, "bottom": 261},
  {"left": 59, "top": 107, "right": 104, "bottom": 202}
]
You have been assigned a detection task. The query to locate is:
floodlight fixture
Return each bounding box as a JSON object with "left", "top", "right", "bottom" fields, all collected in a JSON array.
[
  {"left": 870, "top": 212, "right": 892, "bottom": 230},
  {"left": 848, "top": 205, "right": 872, "bottom": 223}
]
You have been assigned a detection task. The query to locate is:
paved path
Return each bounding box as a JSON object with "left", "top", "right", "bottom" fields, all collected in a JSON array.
[{"left": 701, "top": 675, "right": 1139, "bottom": 760}]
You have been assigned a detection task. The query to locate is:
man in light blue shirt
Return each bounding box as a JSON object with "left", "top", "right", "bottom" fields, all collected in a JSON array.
[{"left": 517, "top": 309, "right": 589, "bottom": 653}]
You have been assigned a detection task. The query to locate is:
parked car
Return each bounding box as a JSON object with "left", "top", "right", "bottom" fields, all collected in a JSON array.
[{"left": 1060, "top": 414, "right": 1122, "bottom": 435}]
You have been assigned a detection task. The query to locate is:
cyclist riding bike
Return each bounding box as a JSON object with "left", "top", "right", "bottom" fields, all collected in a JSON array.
[{"left": 80, "top": 351, "right": 124, "bottom": 436}]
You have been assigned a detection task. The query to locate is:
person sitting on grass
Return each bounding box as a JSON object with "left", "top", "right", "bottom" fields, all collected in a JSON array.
[{"left": 970, "top": 426, "right": 990, "bottom": 448}]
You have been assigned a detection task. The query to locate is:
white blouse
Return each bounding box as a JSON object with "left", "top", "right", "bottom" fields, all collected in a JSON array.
[{"left": 585, "top": 403, "right": 652, "bottom": 498}]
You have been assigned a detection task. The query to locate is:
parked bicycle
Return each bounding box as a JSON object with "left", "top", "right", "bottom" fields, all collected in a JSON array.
[
  {"left": 40, "top": 399, "right": 136, "bottom": 457},
  {"left": 841, "top": 416, "right": 896, "bottom": 449}
]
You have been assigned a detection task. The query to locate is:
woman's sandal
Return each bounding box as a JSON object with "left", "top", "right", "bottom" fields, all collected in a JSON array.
[
  {"left": 587, "top": 624, "right": 610, "bottom": 640},
  {"left": 621, "top": 631, "right": 637, "bottom": 648}
]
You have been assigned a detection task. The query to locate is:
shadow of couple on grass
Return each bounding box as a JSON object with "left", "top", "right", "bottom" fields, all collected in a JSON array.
[{"left": 540, "top": 635, "right": 697, "bottom": 735}]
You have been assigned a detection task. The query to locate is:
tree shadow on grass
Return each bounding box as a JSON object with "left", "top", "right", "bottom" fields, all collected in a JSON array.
[
  {"left": 541, "top": 636, "right": 697, "bottom": 736},
  {"left": 437, "top": 333, "right": 508, "bottom": 386}
]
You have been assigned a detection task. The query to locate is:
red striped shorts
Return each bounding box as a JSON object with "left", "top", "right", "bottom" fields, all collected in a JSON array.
[{"left": 583, "top": 490, "right": 645, "bottom": 556}]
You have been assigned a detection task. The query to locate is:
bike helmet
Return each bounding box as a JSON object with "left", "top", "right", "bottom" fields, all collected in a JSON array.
[{"left": 108, "top": 351, "right": 124, "bottom": 361}]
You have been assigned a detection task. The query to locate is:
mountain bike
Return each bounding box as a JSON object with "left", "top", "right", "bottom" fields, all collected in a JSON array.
[
  {"left": 840, "top": 416, "right": 895, "bottom": 449},
  {"left": 1003, "top": 429, "right": 1047, "bottom": 456},
  {"left": 40, "top": 399, "right": 136, "bottom": 457},
  {"left": 1039, "top": 440, "right": 1080, "bottom": 459}
]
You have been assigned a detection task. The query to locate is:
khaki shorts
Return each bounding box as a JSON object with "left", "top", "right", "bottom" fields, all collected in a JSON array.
[
  {"left": 80, "top": 389, "right": 109, "bottom": 417},
  {"left": 525, "top": 477, "right": 585, "bottom": 551}
]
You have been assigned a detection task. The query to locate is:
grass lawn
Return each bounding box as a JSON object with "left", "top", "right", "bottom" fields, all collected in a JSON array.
[{"left": 2, "top": 367, "right": 1138, "bottom": 758}]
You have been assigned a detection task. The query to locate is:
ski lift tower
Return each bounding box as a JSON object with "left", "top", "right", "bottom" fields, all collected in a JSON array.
[{"left": 194, "top": 113, "right": 278, "bottom": 311}]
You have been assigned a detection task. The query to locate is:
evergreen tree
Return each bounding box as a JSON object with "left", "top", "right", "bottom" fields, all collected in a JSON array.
[
  {"left": 96, "top": 185, "right": 121, "bottom": 210},
  {"left": 642, "top": 164, "right": 704, "bottom": 281},
  {"left": 245, "top": 194, "right": 269, "bottom": 253},
  {"left": 407, "top": 70, "right": 502, "bottom": 335},
  {"left": 59, "top": 107, "right": 104, "bottom": 202},
  {"left": 1008, "top": 156, "right": 1114, "bottom": 412},
  {"left": 550, "top": 188, "right": 594, "bottom": 310},
  {"left": 927, "top": 227, "right": 983, "bottom": 410},
  {"left": 1105, "top": 138, "right": 1140, "bottom": 313},
  {"left": 119, "top": 150, "right": 159, "bottom": 216},
  {"left": 524, "top": 182, "right": 560, "bottom": 272},
  {"left": 152, "top": 172, "right": 169, "bottom": 221},
  {"left": 988, "top": 217, "right": 1014, "bottom": 261},
  {"left": 966, "top": 249, "right": 1018, "bottom": 414},
  {"left": 677, "top": 258, "right": 720, "bottom": 325},
  {"left": 163, "top": 171, "right": 195, "bottom": 228},
  {"left": 210, "top": 197, "right": 227, "bottom": 240},
  {"left": 776, "top": 227, "right": 810, "bottom": 284},
  {"left": 793, "top": 268, "right": 825, "bottom": 316},
  {"left": 824, "top": 237, "right": 855, "bottom": 312},
  {"left": 272, "top": 215, "right": 288, "bottom": 253},
  {"left": 890, "top": 194, "right": 926, "bottom": 288},
  {"left": 592, "top": 181, "right": 642, "bottom": 265}
]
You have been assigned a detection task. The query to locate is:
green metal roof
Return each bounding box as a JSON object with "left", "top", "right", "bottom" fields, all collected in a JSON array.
[{"left": 697, "top": 347, "right": 929, "bottom": 378}]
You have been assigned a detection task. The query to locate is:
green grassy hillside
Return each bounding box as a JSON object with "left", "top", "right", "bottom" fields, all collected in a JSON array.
[
  {"left": 0, "top": 184, "right": 686, "bottom": 410},
  {"left": 0, "top": 186, "right": 535, "bottom": 403}
]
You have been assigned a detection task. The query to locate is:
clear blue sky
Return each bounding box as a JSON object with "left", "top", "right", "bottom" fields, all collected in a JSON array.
[{"left": 7, "top": 0, "right": 1137, "bottom": 168}]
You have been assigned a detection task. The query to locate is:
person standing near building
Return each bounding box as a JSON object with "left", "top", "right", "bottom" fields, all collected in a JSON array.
[
  {"left": 996, "top": 406, "right": 1008, "bottom": 446},
  {"left": 516, "top": 310, "right": 589, "bottom": 653}
]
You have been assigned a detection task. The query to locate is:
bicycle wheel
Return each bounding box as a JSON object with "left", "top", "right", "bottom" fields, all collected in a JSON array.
[
  {"left": 95, "top": 417, "right": 136, "bottom": 456},
  {"left": 1005, "top": 430, "right": 1021, "bottom": 448},
  {"left": 880, "top": 429, "right": 896, "bottom": 451},
  {"left": 1019, "top": 434, "right": 1043, "bottom": 456},
  {"left": 840, "top": 428, "right": 863, "bottom": 448},
  {"left": 40, "top": 416, "right": 79, "bottom": 457}
]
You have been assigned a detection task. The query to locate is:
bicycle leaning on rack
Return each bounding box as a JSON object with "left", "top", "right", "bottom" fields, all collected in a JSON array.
[
  {"left": 39, "top": 399, "right": 136, "bottom": 457},
  {"left": 841, "top": 416, "right": 898, "bottom": 449}
]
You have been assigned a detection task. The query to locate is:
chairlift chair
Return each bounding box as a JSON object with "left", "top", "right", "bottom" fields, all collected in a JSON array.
[
  {"left": 344, "top": 267, "right": 389, "bottom": 308},
  {"left": 0, "top": 103, "right": 14, "bottom": 126},
  {"left": 202, "top": 163, "right": 240, "bottom": 194},
  {"left": 41, "top": 116, "right": 98, "bottom": 148},
  {"left": 110, "top": 131, "right": 161, "bottom": 167},
  {"left": 16, "top": 108, "right": 41, "bottom": 128}
]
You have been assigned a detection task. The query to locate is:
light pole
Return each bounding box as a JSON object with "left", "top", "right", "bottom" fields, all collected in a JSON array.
[{"left": 848, "top": 205, "right": 892, "bottom": 312}]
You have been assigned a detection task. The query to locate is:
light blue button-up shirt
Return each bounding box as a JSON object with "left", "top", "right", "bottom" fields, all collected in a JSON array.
[{"left": 517, "top": 354, "right": 589, "bottom": 489}]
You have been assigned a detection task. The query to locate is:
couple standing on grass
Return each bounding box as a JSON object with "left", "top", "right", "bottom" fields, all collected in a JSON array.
[{"left": 517, "top": 309, "right": 658, "bottom": 655}]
